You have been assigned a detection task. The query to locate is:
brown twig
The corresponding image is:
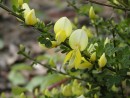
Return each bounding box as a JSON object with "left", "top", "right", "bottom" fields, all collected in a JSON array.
[
  {"left": 86, "top": 0, "right": 130, "bottom": 11},
  {"left": 47, "top": 78, "right": 69, "bottom": 91}
]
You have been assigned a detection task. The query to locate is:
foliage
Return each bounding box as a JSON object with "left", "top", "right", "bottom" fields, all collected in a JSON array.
[{"left": 0, "top": 0, "right": 130, "bottom": 98}]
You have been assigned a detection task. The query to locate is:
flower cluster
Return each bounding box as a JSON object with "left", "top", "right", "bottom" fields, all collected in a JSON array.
[
  {"left": 43, "top": 79, "right": 84, "bottom": 97},
  {"left": 53, "top": 17, "right": 107, "bottom": 70}
]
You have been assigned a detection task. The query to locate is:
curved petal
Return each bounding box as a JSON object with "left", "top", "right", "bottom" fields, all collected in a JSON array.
[
  {"left": 54, "top": 17, "right": 72, "bottom": 37},
  {"left": 69, "top": 29, "right": 88, "bottom": 51}
]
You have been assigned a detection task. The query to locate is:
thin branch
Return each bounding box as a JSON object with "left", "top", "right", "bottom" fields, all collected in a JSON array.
[
  {"left": 18, "top": 51, "right": 87, "bottom": 82},
  {"left": 66, "top": 0, "right": 79, "bottom": 11},
  {"left": 120, "top": 83, "right": 125, "bottom": 98},
  {"left": 0, "top": 3, "right": 24, "bottom": 21},
  {"left": 86, "top": 0, "right": 130, "bottom": 11}
]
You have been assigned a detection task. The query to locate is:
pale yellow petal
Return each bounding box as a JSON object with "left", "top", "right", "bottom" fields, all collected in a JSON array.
[
  {"left": 18, "top": 0, "right": 23, "bottom": 6},
  {"left": 74, "top": 49, "right": 82, "bottom": 69},
  {"left": 25, "top": 9, "right": 37, "bottom": 25},
  {"left": 54, "top": 17, "right": 72, "bottom": 37},
  {"left": 55, "top": 30, "right": 67, "bottom": 45},
  {"left": 62, "top": 84, "right": 72, "bottom": 96},
  {"left": 98, "top": 53, "right": 107, "bottom": 68},
  {"left": 77, "top": 61, "right": 92, "bottom": 69},
  {"left": 89, "top": 6, "right": 96, "bottom": 20},
  {"left": 69, "top": 29, "right": 88, "bottom": 51},
  {"left": 90, "top": 52, "right": 96, "bottom": 62},
  {"left": 64, "top": 50, "right": 73, "bottom": 64},
  {"left": 22, "top": 3, "right": 30, "bottom": 17}
]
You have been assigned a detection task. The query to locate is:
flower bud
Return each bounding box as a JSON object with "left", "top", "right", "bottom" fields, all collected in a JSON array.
[
  {"left": 94, "top": 94, "right": 99, "bottom": 98},
  {"left": 111, "top": 84, "right": 119, "bottom": 92},
  {"left": 89, "top": 6, "right": 96, "bottom": 20},
  {"left": 51, "top": 88, "right": 58, "bottom": 95},
  {"left": 18, "top": 0, "right": 23, "bottom": 6},
  {"left": 90, "top": 52, "right": 96, "bottom": 62},
  {"left": 104, "top": 37, "right": 110, "bottom": 46},
  {"left": 25, "top": 9, "right": 37, "bottom": 25},
  {"left": 44, "top": 89, "right": 51, "bottom": 97},
  {"left": 22, "top": 3, "right": 30, "bottom": 17},
  {"left": 72, "top": 83, "right": 84, "bottom": 96},
  {"left": 69, "top": 29, "right": 88, "bottom": 51},
  {"left": 98, "top": 53, "right": 107, "bottom": 68},
  {"left": 62, "top": 84, "right": 72, "bottom": 96},
  {"left": 54, "top": 17, "right": 72, "bottom": 44}
]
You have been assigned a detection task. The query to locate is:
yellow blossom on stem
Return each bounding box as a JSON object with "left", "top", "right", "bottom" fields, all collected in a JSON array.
[
  {"left": 44, "top": 89, "right": 51, "bottom": 97},
  {"left": 64, "top": 29, "right": 88, "bottom": 69},
  {"left": 98, "top": 53, "right": 107, "bottom": 68},
  {"left": 104, "top": 37, "right": 110, "bottom": 46},
  {"left": 54, "top": 17, "right": 72, "bottom": 44},
  {"left": 64, "top": 49, "right": 82, "bottom": 69},
  {"left": 90, "top": 52, "right": 96, "bottom": 62},
  {"left": 62, "top": 84, "right": 72, "bottom": 96},
  {"left": 72, "top": 80, "right": 84, "bottom": 96},
  {"left": 89, "top": 6, "right": 96, "bottom": 20},
  {"left": 22, "top": 3, "right": 30, "bottom": 17},
  {"left": 18, "top": 0, "right": 23, "bottom": 6},
  {"left": 69, "top": 29, "right": 88, "bottom": 51},
  {"left": 25, "top": 9, "right": 37, "bottom": 25},
  {"left": 77, "top": 57, "right": 92, "bottom": 69}
]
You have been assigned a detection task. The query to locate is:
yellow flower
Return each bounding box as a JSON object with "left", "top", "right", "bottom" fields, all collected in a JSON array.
[
  {"left": 89, "top": 6, "right": 96, "bottom": 20},
  {"left": 22, "top": 3, "right": 30, "bottom": 18},
  {"left": 25, "top": 9, "right": 37, "bottom": 25},
  {"left": 111, "top": 84, "right": 119, "bottom": 92},
  {"left": 98, "top": 53, "right": 107, "bottom": 68},
  {"left": 64, "top": 49, "right": 81, "bottom": 69},
  {"left": 69, "top": 29, "right": 88, "bottom": 51},
  {"left": 77, "top": 57, "right": 92, "bottom": 69},
  {"left": 104, "top": 37, "right": 110, "bottom": 46},
  {"left": 64, "top": 29, "right": 88, "bottom": 69},
  {"left": 62, "top": 84, "right": 72, "bottom": 96},
  {"left": 72, "top": 80, "right": 84, "bottom": 96},
  {"left": 18, "top": 0, "right": 23, "bottom": 6},
  {"left": 55, "top": 30, "right": 67, "bottom": 45},
  {"left": 90, "top": 52, "right": 96, "bottom": 62},
  {"left": 51, "top": 88, "right": 58, "bottom": 95},
  {"left": 54, "top": 17, "right": 72, "bottom": 44},
  {"left": 44, "top": 89, "right": 51, "bottom": 97}
]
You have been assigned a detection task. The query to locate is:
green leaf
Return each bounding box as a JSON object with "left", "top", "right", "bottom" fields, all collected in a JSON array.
[
  {"left": 24, "top": 0, "right": 30, "bottom": 3},
  {"left": 45, "top": 40, "right": 52, "bottom": 48},
  {"left": 40, "top": 74, "right": 66, "bottom": 91},
  {"left": 26, "top": 76, "right": 45, "bottom": 92},
  {"left": 8, "top": 71, "right": 26, "bottom": 85},
  {"left": 11, "top": 63, "right": 32, "bottom": 71},
  {"left": 12, "top": 86, "right": 27, "bottom": 95},
  {"left": 11, "top": 0, "right": 18, "bottom": 8}
]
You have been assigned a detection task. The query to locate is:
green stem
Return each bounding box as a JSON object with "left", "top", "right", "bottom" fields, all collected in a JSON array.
[
  {"left": 95, "top": 24, "right": 99, "bottom": 36},
  {"left": 120, "top": 83, "right": 125, "bottom": 98},
  {"left": 0, "top": 3, "right": 24, "bottom": 21},
  {"left": 18, "top": 51, "right": 87, "bottom": 82}
]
